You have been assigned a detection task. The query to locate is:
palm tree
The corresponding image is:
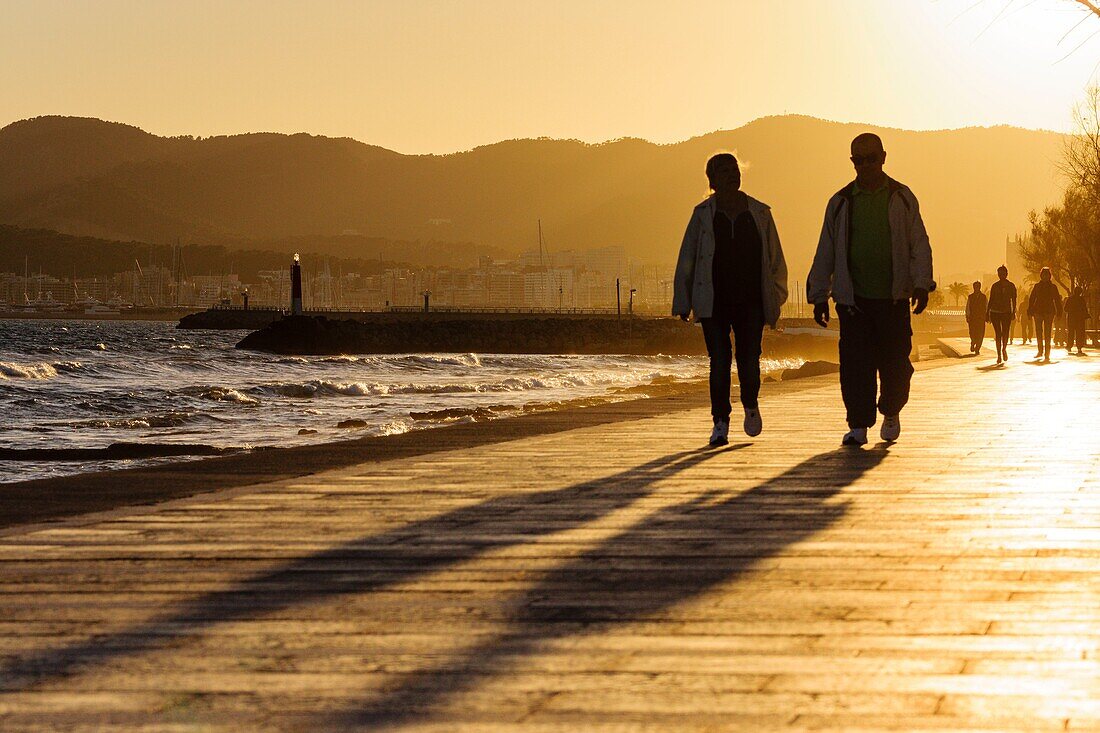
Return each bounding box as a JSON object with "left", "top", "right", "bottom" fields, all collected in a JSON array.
[{"left": 948, "top": 281, "right": 969, "bottom": 307}]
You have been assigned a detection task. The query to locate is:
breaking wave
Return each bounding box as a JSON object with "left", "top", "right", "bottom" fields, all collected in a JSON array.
[{"left": 0, "top": 361, "right": 59, "bottom": 380}]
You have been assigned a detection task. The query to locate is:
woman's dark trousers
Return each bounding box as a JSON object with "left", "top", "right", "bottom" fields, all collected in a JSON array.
[
  {"left": 990, "top": 313, "right": 1011, "bottom": 355},
  {"left": 701, "top": 305, "right": 765, "bottom": 420},
  {"left": 1036, "top": 316, "right": 1054, "bottom": 357},
  {"left": 837, "top": 297, "right": 913, "bottom": 429}
]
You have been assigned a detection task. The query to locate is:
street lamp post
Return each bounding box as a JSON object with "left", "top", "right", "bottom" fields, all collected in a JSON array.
[{"left": 629, "top": 288, "right": 637, "bottom": 316}]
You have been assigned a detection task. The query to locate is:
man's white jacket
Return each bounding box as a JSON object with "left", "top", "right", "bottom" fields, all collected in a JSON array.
[
  {"left": 671, "top": 194, "right": 789, "bottom": 327},
  {"left": 806, "top": 177, "right": 934, "bottom": 307}
]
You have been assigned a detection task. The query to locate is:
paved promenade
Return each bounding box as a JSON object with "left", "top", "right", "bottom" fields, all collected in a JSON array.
[{"left": 2, "top": 354, "right": 1099, "bottom": 731}]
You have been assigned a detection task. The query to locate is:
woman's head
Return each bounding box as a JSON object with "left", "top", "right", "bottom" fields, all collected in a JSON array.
[
  {"left": 1074, "top": 285, "right": 1084, "bottom": 296},
  {"left": 706, "top": 153, "right": 741, "bottom": 193},
  {"left": 1041, "top": 267, "right": 1052, "bottom": 281}
]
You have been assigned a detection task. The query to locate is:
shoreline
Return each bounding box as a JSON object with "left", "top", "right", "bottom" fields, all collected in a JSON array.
[
  {"left": 0, "top": 343, "right": 950, "bottom": 530},
  {"left": 0, "top": 367, "right": 848, "bottom": 531},
  {"left": 0, "top": 356, "right": 953, "bottom": 532},
  {"left": 0, "top": 310, "right": 196, "bottom": 322}
]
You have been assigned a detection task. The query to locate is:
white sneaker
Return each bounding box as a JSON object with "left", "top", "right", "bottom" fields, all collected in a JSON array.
[
  {"left": 709, "top": 419, "right": 729, "bottom": 447},
  {"left": 743, "top": 408, "right": 762, "bottom": 437},
  {"left": 842, "top": 428, "right": 868, "bottom": 447},
  {"left": 880, "top": 414, "right": 901, "bottom": 442}
]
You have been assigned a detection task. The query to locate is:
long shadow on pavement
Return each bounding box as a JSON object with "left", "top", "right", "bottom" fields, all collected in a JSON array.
[
  {"left": 333, "top": 447, "right": 886, "bottom": 729},
  {"left": 0, "top": 446, "right": 733, "bottom": 691}
]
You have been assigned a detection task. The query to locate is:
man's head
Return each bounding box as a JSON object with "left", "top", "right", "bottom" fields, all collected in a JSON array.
[
  {"left": 706, "top": 153, "right": 741, "bottom": 194},
  {"left": 850, "top": 133, "right": 886, "bottom": 188},
  {"left": 997, "top": 265, "right": 1008, "bottom": 280},
  {"left": 1041, "top": 267, "right": 1052, "bottom": 282},
  {"left": 972, "top": 281, "right": 982, "bottom": 293}
]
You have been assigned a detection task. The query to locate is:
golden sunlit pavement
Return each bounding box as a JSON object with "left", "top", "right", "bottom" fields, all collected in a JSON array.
[{"left": 2, "top": 355, "right": 1099, "bottom": 732}]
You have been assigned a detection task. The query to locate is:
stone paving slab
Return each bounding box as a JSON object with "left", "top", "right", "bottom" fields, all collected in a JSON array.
[{"left": 1, "top": 354, "right": 1099, "bottom": 731}]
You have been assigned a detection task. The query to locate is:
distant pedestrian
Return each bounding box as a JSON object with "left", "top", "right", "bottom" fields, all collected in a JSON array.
[
  {"left": 1028, "top": 267, "right": 1062, "bottom": 362},
  {"left": 1064, "top": 286, "right": 1090, "bottom": 355},
  {"left": 673, "top": 152, "right": 789, "bottom": 446},
  {"left": 1055, "top": 311, "right": 1068, "bottom": 348},
  {"left": 1019, "top": 295, "right": 1032, "bottom": 344},
  {"left": 986, "top": 265, "right": 1017, "bottom": 365},
  {"left": 807, "top": 133, "right": 934, "bottom": 446},
  {"left": 964, "top": 281, "right": 987, "bottom": 354}
]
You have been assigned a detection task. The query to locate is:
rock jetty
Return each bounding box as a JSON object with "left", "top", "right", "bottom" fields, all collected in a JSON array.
[{"left": 236, "top": 315, "right": 839, "bottom": 359}]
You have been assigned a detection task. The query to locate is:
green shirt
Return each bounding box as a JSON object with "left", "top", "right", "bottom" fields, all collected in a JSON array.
[{"left": 849, "top": 181, "right": 892, "bottom": 299}]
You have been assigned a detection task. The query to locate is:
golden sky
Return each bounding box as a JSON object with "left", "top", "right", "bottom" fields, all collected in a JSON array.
[{"left": 2, "top": 0, "right": 1099, "bottom": 153}]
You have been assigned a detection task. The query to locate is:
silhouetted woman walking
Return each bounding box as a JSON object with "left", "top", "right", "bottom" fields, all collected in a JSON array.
[
  {"left": 1029, "top": 267, "right": 1062, "bottom": 363},
  {"left": 673, "top": 153, "right": 789, "bottom": 446},
  {"left": 986, "top": 265, "right": 1016, "bottom": 365}
]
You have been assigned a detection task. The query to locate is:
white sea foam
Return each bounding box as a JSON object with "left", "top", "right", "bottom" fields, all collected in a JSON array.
[
  {"left": 0, "top": 361, "right": 59, "bottom": 380},
  {"left": 181, "top": 386, "right": 262, "bottom": 406}
]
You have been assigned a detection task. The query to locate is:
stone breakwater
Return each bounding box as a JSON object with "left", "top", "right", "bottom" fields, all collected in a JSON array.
[{"left": 235, "top": 315, "right": 840, "bottom": 359}]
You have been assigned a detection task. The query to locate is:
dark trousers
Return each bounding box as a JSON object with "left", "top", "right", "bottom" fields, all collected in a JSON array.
[
  {"left": 990, "top": 313, "right": 1012, "bottom": 355},
  {"left": 837, "top": 297, "right": 913, "bottom": 429},
  {"left": 1036, "top": 316, "right": 1054, "bottom": 356},
  {"left": 967, "top": 319, "right": 985, "bottom": 352},
  {"left": 1067, "top": 318, "right": 1088, "bottom": 350},
  {"left": 701, "top": 304, "right": 765, "bottom": 419}
]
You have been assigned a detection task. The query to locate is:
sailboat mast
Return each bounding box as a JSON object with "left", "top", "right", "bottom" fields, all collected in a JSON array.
[{"left": 537, "top": 220, "right": 545, "bottom": 269}]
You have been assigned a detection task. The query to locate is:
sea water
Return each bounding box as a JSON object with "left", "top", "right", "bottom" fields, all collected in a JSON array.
[{"left": 0, "top": 319, "right": 802, "bottom": 483}]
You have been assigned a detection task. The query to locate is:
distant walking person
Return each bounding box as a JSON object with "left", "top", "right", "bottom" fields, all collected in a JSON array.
[
  {"left": 986, "top": 265, "right": 1017, "bottom": 365},
  {"left": 965, "top": 281, "right": 987, "bottom": 355},
  {"left": 807, "top": 133, "right": 933, "bottom": 446},
  {"left": 1019, "top": 295, "right": 1032, "bottom": 344},
  {"left": 1029, "top": 267, "right": 1062, "bottom": 362},
  {"left": 673, "top": 153, "right": 789, "bottom": 446},
  {"left": 1064, "top": 286, "right": 1090, "bottom": 355}
]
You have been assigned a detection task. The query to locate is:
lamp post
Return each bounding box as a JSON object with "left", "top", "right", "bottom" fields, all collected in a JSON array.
[
  {"left": 422, "top": 290, "right": 431, "bottom": 313},
  {"left": 629, "top": 288, "right": 637, "bottom": 316}
]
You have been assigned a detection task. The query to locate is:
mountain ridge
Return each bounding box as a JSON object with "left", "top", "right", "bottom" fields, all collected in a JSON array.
[{"left": 0, "top": 114, "right": 1067, "bottom": 276}]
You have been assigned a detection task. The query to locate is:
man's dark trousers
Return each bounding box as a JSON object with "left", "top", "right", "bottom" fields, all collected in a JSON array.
[
  {"left": 701, "top": 303, "right": 765, "bottom": 420},
  {"left": 1068, "top": 318, "right": 1088, "bottom": 350},
  {"left": 1036, "top": 316, "right": 1054, "bottom": 356},
  {"left": 837, "top": 296, "right": 913, "bottom": 429}
]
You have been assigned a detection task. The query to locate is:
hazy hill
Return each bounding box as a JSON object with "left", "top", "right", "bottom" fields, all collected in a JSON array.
[
  {"left": 0, "top": 115, "right": 1067, "bottom": 277},
  {"left": 0, "top": 225, "right": 459, "bottom": 282},
  {"left": 0, "top": 225, "right": 496, "bottom": 279}
]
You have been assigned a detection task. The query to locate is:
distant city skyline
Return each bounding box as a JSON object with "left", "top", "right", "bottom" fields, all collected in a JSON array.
[{"left": 2, "top": 1, "right": 1100, "bottom": 154}]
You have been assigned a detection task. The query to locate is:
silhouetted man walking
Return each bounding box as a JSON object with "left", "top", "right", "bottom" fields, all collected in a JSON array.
[
  {"left": 1019, "top": 295, "right": 1032, "bottom": 344},
  {"left": 965, "top": 281, "right": 987, "bottom": 355},
  {"left": 807, "top": 133, "right": 933, "bottom": 446},
  {"left": 1064, "top": 285, "right": 1090, "bottom": 355},
  {"left": 1029, "top": 267, "right": 1061, "bottom": 362}
]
